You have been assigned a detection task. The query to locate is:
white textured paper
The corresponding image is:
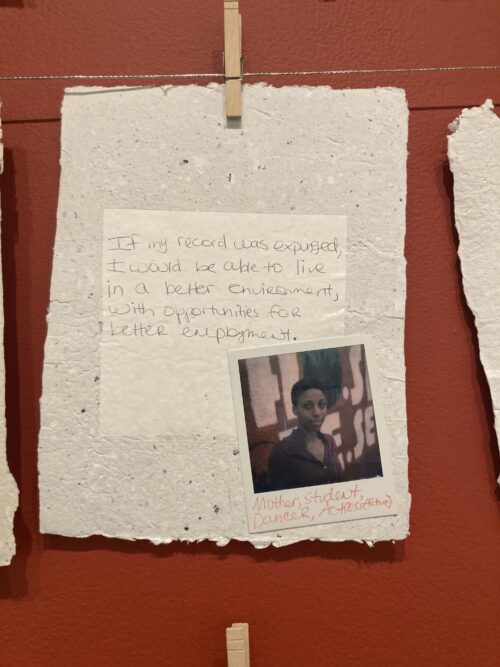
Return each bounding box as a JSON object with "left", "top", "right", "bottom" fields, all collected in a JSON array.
[
  {"left": 101, "top": 209, "right": 346, "bottom": 436},
  {"left": 0, "top": 110, "right": 18, "bottom": 566},
  {"left": 39, "top": 85, "right": 409, "bottom": 546},
  {"left": 449, "top": 100, "right": 500, "bottom": 464}
]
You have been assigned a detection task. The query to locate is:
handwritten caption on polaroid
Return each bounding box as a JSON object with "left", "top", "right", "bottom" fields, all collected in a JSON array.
[
  {"left": 103, "top": 210, "right": 346, "bottom": 347},
  {"left": 250, "top": 483, "right": 394, "bottom": 533}
]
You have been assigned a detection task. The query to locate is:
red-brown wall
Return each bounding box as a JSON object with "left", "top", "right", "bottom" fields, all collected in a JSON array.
[{"left": 0, "top": 2, "right": 498, "bottom": 665}]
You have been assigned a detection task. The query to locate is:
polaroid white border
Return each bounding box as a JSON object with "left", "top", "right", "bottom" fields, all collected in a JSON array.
[{"left": 228, "top": 334, "right": 397, "bottom": 534}]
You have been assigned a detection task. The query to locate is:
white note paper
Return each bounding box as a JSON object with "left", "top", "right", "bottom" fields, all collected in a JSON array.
[
  {"left": 100, "top": 210, "right": 346, "bottom": 437},
  {"left": 0, "top": 109, "right": 18, "bottom": 566},
  {"left": 449, "top": 99, "right": 500, "bottom": 466},
  {"left": 39, "top": 85, "right": 409, "bottom": 546}
]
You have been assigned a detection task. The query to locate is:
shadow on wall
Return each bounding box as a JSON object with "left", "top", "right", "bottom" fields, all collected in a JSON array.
[
  {"left": 38, "top": 529, "right": 404, "bottom": 565},
  {"left": 0, "top": 1, "right": 34, "bottom": 8},
  {"left": 0, "top": 148, "right": 32, "bottom": 598}
]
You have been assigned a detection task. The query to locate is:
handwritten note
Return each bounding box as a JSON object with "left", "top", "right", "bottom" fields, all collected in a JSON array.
[
  {"left": 251, "top": 484, "right": 393, "bottom": 532},
  {"left": 100, "top": 209, "right": 346, "bottom": 437}
]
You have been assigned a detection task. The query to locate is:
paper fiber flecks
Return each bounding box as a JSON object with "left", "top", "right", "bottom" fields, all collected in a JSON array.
[
  {"left": 449, "top": 100, "right": 500, "bottom": 466},
  {"left": 0, "top": 110, "right": 18, "bottom": 566},
  {"left": 39, "top": 85, "right": 409, "bottom": 546}
]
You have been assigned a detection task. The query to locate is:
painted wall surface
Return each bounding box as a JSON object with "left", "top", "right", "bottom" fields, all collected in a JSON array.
[{"left": 0, "top": 1, "right": 498, "bottom": 665}]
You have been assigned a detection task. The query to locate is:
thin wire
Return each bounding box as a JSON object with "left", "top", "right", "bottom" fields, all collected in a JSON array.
[
  {"left": 0, "top": 64, "right": 500, "bottom": 81},
  {"left": 246, "top": 64, "right": 500, "bottom": 77},
  {"left": 1, "top": 64, "right": 497, "bottom": 121},
  {"left": 0, "top": 72, "right": 220, "bottom": 81}
]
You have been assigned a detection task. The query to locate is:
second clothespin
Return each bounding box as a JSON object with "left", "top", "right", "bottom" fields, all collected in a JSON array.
[
  {"left": 226, "top": 622, "right": 250, "bottom": 667},
  {"left": 224, "top": 0, "right": 243, "bottom": 119}
]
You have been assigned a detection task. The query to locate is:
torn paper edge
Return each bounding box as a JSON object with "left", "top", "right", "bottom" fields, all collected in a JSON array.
[
  {"left": 0, "top": 106, "right": 19, "bottom": 566},
  {"left": 448, "top": 99, "right": 500, "bottom": 482}
]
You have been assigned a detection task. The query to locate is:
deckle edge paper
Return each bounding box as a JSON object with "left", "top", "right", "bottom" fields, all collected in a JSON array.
[
  {"left": 0, "top": 106, "right": 19, "bottom": 566},
  {"left": 449, "top": 99, "right": 500, "bottom": 477},
  {"left": 39, "top": 84, "right": 409, "bottom": 546}
]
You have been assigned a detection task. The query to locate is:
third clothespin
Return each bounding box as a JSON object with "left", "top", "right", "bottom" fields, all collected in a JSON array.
[
  {"left": 226, "top": 622, "right": 250, "bottom": 667},
  {"left": 223, "top": 0, "right": 243, "bottom": 119}
]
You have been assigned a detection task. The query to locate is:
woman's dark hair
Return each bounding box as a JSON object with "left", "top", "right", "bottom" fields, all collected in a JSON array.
[{"left": 291, "top": 378, "right": 326, "bottom": 406}]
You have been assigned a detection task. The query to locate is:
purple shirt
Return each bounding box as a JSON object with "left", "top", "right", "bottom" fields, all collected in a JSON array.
[{"left": 268, "top": 428, "right": 344, "bottom": 491}]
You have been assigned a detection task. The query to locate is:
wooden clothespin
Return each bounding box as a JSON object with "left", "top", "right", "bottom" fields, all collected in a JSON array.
[
  {"left": 223, "top": 0, "right": 243, "bottom": 119},
  {"left": 226, "top": 622, "right": 250, "bottom": 667}
]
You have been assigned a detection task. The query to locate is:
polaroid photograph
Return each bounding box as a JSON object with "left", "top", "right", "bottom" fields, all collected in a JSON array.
[{"left": 228, "top": 335, "right": 396, "bottom": 533}]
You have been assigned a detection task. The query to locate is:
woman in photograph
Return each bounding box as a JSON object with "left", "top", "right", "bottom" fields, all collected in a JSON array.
[{"left": 268, "top": 378, "right": 344, "bottom": 491}]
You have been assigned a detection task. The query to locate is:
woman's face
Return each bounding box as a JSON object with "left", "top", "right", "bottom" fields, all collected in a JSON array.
[{"left": 293, "top": 388, "right": 327, "bottom": 432}]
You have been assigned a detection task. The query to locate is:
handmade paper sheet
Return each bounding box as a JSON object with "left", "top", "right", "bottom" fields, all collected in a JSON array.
[
  {"left": 449, "top": 100, "right": 500, "bottom": 465},
  {"left": 39, "top": 85, "right": 409, "bottom": 546},
  {"left": 0, "top": 111, "right": 18, "bottom": 566}
]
